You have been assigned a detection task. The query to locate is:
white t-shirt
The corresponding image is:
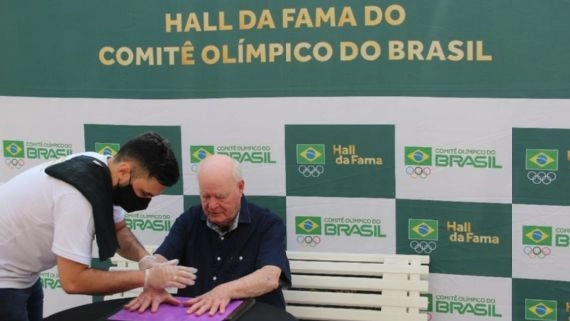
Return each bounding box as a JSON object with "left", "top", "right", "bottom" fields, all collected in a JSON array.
[{"left": 0, "top": 152, "right": 124, "bottom": 288}]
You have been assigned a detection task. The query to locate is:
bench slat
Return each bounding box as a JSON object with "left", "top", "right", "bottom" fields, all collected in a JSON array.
[
  {"left": 291, "top": 274, "right": 428, "bottom": 292},
  {"left": 283, "top": 290, "right": 427, "bottom": 309},
  {"left": 289, "top": 260, "right": 429, "bottom": 276},
  {"left": 287, "top": 251, "right": 430, "bottom": 264},
  {"left": 286, "top": 306, "right": 429, "bottom": 321}
]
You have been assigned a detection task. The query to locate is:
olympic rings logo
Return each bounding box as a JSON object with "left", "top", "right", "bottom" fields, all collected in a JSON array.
[
  {"left": 406, "top": 166, "right": 431, "bottom": 179},
  {"left": 523, "top": 246, "right": 551, "bottom": 259},
  {"left": 527, "top": 171, "right": 557, "bottom": 185},
  {"left": 410, "top": 240, "right": 437, "bottom": 254},
  {"left": 4, "top": 158, "right": 25, "bottom": 169},
  {"left": 296, "top": 235, "right": 321, "bottom": 247},
  {"left": 298, "top": 165, "right": 325, "bottom": 178}
]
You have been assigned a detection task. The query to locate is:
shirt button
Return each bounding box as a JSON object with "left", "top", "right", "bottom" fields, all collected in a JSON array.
[
  {"left": 213, "top": 276, "right": 217, "bottom": 281},
  {"left": 239, "top": 256, "right": 243, "bottom": 261},
  {"left": 217, "top": 256, "right": 221, "bottom": 261},
  {"left": 220, "top": 236, "right": 224, "bottom": 241}
]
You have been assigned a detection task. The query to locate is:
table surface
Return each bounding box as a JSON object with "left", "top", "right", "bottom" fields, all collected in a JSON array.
[{"left": 43, "top": 298, "right": 298, "bottom": 321}]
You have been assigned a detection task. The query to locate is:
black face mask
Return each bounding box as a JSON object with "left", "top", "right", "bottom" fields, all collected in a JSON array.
[{"left": 112, "top": 184, "right": 151, "bottom": 212}]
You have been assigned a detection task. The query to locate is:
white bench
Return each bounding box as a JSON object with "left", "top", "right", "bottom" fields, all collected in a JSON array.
[{"left": 283, "top": 251, "right": 430, "bottom": 321}]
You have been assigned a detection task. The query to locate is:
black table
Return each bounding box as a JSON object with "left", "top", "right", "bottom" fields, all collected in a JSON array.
[{"left": 43, "top": 298, "right": 298, "bottom": 321}]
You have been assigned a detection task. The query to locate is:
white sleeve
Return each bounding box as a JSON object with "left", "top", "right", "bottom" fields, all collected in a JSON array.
[
  {"left": 51, "top": 186, "right": 95, "bottom": 266},
  {"left": 113, "top": 206, "right": 125, "bottom": 222}
]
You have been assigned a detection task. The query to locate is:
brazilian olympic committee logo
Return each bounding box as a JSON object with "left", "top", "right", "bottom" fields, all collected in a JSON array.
[
  {"left": 525, "top": 149, "right": 558, "bottom": 185},
  {"left": 3, "top": 140, "right": 25, "bottom": 169},
  {"left": 409, "top": 218, "right": 438, "bottom": 254},
  {"left": 295, "top": 216, "right": 322, "bottom": 247},
  {"left": 296, "top": 144, "right": 325, "bottom": 178},
  {"left": 522, "top": 226, "right": 552, "bottom": 259},
  {"left": 95, "top": 142, "right": 120, "bottom": 156},
  {"left": 404, "top": 146, "right": 432, "bottom": 179},
  {"left": 190, "top": 144, "right": 276, "bottom": 171},
  {"left": 3, "top": 139, "right": 73, "bottom": 169},
  {"left": 525, "top": 299, "right": 557, "bottom": 321}
]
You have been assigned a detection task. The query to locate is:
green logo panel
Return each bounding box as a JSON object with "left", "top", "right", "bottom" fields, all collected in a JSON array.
[
  {"left": 2, "top": 1, "right": 570, "bottom": 99},
  {"left": 513, "top": 128, "right": 570, "bottom": 206},
  {"left": 512, "top": 279, "right": 565, "bottom": 321},
  {"left": 396, "top": 199, "right": 512, "bottom": 277},
  {"left": 285, "top": 125, "right": 395, "bottom": 198},
  {"left": 84, "top": 124, "right": 183, "bottom": 195}
]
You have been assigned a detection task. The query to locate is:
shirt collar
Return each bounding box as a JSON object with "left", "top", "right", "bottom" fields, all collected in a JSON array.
[{"left": 207, "top": 211, "right": 240, "bottom": 236}]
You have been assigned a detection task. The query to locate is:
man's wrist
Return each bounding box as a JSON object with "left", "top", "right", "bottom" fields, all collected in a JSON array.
[
  {"left": 139, "top": 255, "right": 157, "bottom": 270},
  {"left": 143, "top": 269, "right": 149, "bottom": 288}
]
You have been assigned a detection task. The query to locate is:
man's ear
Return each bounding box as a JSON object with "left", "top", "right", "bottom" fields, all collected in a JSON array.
[{"left": 116, "top": 161, "right": 132, "bottom": 180}]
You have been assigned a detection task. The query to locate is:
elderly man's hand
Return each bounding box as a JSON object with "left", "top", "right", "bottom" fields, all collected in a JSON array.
[
  {"left": 183, "top": 284, "right": 232, "bottom": 316},
  {"left": 124, "top": 288, "right": 179, "bottom": 313}
]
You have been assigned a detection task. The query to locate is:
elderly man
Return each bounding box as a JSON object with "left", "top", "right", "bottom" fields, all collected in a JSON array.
[{"left": 127, "top": 154, "right": 291, "bottom": 316}]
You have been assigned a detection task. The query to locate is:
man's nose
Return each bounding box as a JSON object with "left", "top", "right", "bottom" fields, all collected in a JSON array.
[{"left": 206, "top": 198, "right": 219, "bottom": 209}]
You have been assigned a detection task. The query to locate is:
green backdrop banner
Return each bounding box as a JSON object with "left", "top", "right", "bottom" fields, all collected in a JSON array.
[{"left": 1, "top": 0, "right": 568, "bottom": 98}]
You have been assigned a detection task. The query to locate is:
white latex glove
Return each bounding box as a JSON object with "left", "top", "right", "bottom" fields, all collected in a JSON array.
[
  {"left": 138, "top": 255, "right": 160, "bottom": 270},
  {"left": 144, "top": 259, "right": 197, "bottom": 289}
]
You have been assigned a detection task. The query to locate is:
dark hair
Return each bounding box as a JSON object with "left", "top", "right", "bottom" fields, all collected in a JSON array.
[{"left": 115, "top": 132, "right": 180, "bottom": 186}]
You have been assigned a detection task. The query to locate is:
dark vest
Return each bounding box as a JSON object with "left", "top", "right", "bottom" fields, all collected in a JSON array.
[{"left": 45, "top": 155, "right": 118, "bottom": 260}]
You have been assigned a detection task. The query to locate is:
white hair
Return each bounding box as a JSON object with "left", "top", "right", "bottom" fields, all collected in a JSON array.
[{"left": 196, "top": 154, "right": 243, "bottom": 182}]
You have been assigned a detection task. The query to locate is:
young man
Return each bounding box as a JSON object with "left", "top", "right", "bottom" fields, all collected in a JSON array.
[{"left": 0, "top": 132, "right": 196, "bottom": 321}]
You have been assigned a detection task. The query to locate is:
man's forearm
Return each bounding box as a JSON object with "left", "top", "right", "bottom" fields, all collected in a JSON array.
[
  {"left": 221, "top": 265, "right": 282, "bottom": 299},
  {"left": 115, "top": 220, "right": 148, "bottom": 261},
  {"left": 57, "top": 256, "right": 144, "bottom": 295}
]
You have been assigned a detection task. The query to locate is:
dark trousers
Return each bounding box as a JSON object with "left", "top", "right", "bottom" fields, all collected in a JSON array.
[{"left": 0, "top": 279, "right": 43, "bottom": 321}]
